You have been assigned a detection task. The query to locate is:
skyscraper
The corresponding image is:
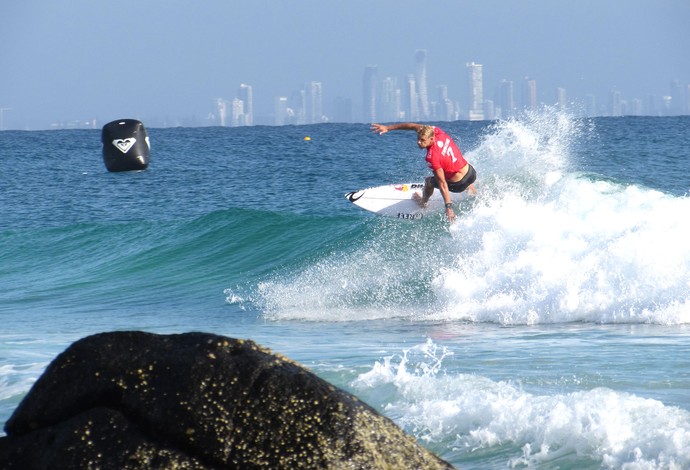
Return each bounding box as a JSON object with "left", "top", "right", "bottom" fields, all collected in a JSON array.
[
  {"left": 237, "top": 83, "right": 253, "bottom": 126},
  {"left": 556, "top": 87, "right": 567, "bottom": 111},
  {"left": 521, "top": 77, "right": 537, "bottom": 111},
  {"left": 362, "top": 65, "right": 378, "bottom": 123},
  {"left": 669, "top": 80, "right": 684, "bottom": 115},
  {"left": 274, "top": 96, "right": 288, "bottom": 126},
  {"left": 216, "top": 98, "right": 227, "bottom": 127},
  {"left": 436, "top": 85, "right": 455, "bottom": 121},
  {"left": 380, "top": 76, "right": 400, "bottom": 122},
  {"left": 630, "top": 98, "right": 644, "bottom": 116},
  {"left": 231, "top": 98, "right": 244, "bottom": 127},
  {"left": 466, "top": 62, "right": 484, "bottom": 121},
  {"left": 609, "top": 90, "right": 622, "bottom": 116},
  {"left": 290, "top": 89, "right": 307, "bottom": 125},
  {"left": 405, "top": 74, "right": 418, "bottom": 121},
  {"left": 306, "top": 81, "right": 323, "bottom": 123},
  {"left": 415, "top": 50, "right": 430, "bottom": 120}
]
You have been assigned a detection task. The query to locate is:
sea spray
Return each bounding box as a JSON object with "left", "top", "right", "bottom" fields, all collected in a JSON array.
[
  {"left": 253, "top": 217, "right": 450, "bottom": 321},
  {"left": 437, "top": 171, "right": 690, "bottom": 325},
  {"left": 247, "top": 112, "right": 690, "bottom": 325},
  {"left": 429, "top": 112, "right": 690, "bottom": 325},
  {"left": 351, "top": 339, "right": 690, "bottom": 468},
  {"left": 467, "top": 109, "right": 588, "bottom": 201},
  {"left": 3, "top": 119, "right": 690, "bottom": 469}
]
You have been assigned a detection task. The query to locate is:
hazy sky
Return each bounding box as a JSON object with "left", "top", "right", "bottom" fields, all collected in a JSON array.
[{"left": 1, "top": 1, "right": 689, "bottom": 128}]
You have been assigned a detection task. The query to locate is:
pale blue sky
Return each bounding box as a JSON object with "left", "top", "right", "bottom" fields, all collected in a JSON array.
[{"left": 1, "top": 1, "right": 688, "bottom": 128}]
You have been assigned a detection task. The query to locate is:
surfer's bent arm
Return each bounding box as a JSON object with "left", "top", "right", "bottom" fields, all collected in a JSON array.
[
  {"left": 371, "top": 122, "right": 422, "bottom": 135},
  {"left": 432, "top": 168, "right": 456, "bottom": 222}
]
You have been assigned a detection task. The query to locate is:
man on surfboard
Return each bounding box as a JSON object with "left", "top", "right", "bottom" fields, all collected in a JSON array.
[{"left": 371, "top": 123, "right": 477, "bottom": 222}]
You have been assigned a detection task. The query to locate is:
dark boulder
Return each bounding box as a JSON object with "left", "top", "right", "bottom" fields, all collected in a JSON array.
[{"left": 0, "top": 331, "right": 453, "bottom": 469}]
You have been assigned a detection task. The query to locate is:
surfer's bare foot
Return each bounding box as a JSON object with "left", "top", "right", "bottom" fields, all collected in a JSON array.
[{"left": 413, "top": 192, "right": 428, "bottom": 208}]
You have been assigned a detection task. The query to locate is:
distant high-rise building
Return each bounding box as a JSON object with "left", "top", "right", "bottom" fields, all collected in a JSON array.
[
  {"left": 274, "top": 96, "right": 288, "bottom": 126},
  {"left": 630, "top": 98, "right": 644, "bottom": 116},
  {"left": 669, "top": 80, "right": 684, "bottom": 115},
  {"left": 661, "top": 95, "right": 673, "bottom": 116},
  {"left": 363, "top": 65, "right": 378, "bottom": 123},
  {"left": 521, "top": 77, "right": 537, "bottom": 111},
  {"left": 556, "top": 87, "right": 567, "bottom": 111},
  {"left": 405, "top": 74, "right": 418, "bottom": 121},
  {"left": 646, "top": 95, "right": 658, "bottom": 116},
  {"left": 483, "top": 99, "right": 495, "bottom": 120},
  {"left": 291, "top": 89, "right": 307, "bottom": 125},
  {"left": 381, "top": 76, "right": 400, "bottom": 122},
  {"left": 238, "top": 83, "right": 253, "bottom": 126},
  {"left": 498, "top": 79, "right": 515, "bottom": 119},
  {"left": 437, "top": 84, "right": 448, "bottom": 102},
  {"left": 436, "top": 85, "right": 454, "bottom": 121},
  {"left": 466, "top": 62, "right": 484, "bottom": 121},
  {"left": 393, "top": 89, "right": 402, "bottom": 120},
  {"left": 216, "top": 98, "right": 227, "bottom": 127},
  {"left": 415, "top": 50, "right": 430, "bottom": 120},
  {"left": 231, "top": 98, "right": 244, "bottom": 127},
  {"left": 306, "top": 81, "right": 323, "bottom": 123}
]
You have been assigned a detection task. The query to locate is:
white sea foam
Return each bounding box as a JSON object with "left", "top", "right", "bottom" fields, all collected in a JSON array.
[
  {"left": 257, "top": 111, "right": 690, "bottom": 324},
  {"left": 435, "top": 114, "right": 690, "bottom": 325},
  {"left": 223, "top": 288, "right": 247, "bottom": 310},
  {"left": 351, "top": 340, "right": 690, "bottom": 469}
]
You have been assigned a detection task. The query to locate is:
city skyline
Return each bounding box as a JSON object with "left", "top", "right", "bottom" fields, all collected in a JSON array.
[
  {"left": 2, "top": 53, "right": 688, "bottom": 130},
  {"left": 1, "top": 1, "right": 689, "bottom": 129},
  {"left": 204, "top": 53, "right": 689, "bottom": 129}
]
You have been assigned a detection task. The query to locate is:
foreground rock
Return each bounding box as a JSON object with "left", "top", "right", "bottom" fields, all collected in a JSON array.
[{"left": 0, "top": 331, "right": 453, "bottom": 469}]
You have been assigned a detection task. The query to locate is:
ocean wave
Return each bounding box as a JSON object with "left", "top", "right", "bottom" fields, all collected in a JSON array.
[
  {"left": 351, "top": 339, "right": 690, "bottom": 469},
  {"left": 256, "top": 112, "right": 690, "bottom": 325}
]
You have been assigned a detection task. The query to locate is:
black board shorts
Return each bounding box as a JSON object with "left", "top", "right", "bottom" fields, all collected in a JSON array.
[{"left": 430, "top": 164, "right": 477, "bottom": 193}]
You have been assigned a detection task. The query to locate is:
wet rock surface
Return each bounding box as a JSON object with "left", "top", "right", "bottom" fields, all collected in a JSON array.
[{"left": 0, "top": 331, "right": 453, "bottom": 469}]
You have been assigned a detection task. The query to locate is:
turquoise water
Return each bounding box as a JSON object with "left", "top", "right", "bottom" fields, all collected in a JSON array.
[{"left": 2, "top": 113, "right": 690, "bottom": 468}]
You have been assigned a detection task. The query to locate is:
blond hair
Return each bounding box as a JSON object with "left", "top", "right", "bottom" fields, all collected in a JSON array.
[{"left": 417, "top": 125, "right": 434, "bottom": 139}]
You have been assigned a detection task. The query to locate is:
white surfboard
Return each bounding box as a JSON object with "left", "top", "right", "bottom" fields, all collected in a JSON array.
[{"left": 345, "top": 183, "right": 466, "bottom": 219}]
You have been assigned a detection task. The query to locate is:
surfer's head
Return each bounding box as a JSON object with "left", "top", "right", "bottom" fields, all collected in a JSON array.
[{"left": 416, "top": 126, "right": 434, "bottom": 149}]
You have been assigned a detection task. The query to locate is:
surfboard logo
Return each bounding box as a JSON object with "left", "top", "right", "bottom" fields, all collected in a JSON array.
[
  {"left": 394, "top": 185, "right": 409, "bottom": 192},
  {"left": 397, "top": 212, "right": 423, "bottom": 220},
  {"left": 345, "top": 191, "right": 364, "bottom": 202},
  {"left": 112, "top": 138, "right": 136, "bottom": 154}
]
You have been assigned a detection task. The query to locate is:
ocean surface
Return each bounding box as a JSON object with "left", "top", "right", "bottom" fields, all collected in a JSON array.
[{"left": 1, "top": 112, "right": 690, "bottom": 469}]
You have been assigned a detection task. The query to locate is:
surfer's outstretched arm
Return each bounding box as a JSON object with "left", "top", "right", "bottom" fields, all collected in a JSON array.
[{"left": 371, "top": 122, "right": 423, "bottom": 135}]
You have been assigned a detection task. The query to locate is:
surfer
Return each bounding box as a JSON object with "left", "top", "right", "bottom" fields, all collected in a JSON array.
[{"left": 371, "top": 123, "right": 477, "bottom": 222}]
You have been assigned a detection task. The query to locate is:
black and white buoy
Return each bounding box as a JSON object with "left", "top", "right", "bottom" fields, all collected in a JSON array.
[{"left": 101, "top": 119, "right": 150, "bottom": 172}]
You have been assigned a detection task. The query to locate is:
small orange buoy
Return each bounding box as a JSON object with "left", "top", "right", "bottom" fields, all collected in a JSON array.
[{"left": 303, "top": 136, "right": 311, "bottom": 141}]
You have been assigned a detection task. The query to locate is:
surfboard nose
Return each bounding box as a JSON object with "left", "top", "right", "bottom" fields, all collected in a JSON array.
[{"left": 345, "top": 191, "right": 364, "bottom": 202}]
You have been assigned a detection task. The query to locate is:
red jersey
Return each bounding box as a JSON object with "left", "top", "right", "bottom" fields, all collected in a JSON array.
[{"left": 425, "top": 127, "right": 467, "bottom": 180}]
